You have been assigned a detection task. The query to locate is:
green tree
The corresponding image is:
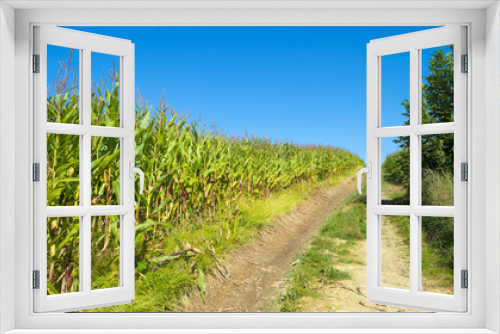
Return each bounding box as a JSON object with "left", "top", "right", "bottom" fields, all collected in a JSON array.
[
  {"left": 388, "top": 46, "right": 455, "bottom": 192},
  {"left": 383, "top": 47, "right": 456, "bottom": 285}
]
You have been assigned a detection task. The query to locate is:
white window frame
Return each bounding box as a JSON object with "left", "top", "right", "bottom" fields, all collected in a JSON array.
[
  {"left": 366, "top": 26, "right": 468, "bottom": 312},
  {"left": 1, "top": 1, "right": 499, "bottom": 333},
  {"left": 33, "top": 26, "right": 136, "bottom": 313}
]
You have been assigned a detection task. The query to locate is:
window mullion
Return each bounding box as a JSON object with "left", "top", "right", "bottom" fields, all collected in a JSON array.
[
  {"left": 90, "top": 126, "right": 129, "bottom": 138},
  {"left": 81, "top": 48, "right": 92, "bottom": 294},
  {"left": 409, "top": 47, "right": 420, "bottom": 294},
  {"left": 373, "top": 205, "right": 454, "bottom": 217},
  {"left": 416, "top": 47, "right": 424, "bottom": 293}
]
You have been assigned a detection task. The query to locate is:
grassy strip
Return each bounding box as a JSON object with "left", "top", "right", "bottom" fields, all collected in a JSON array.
[
  {"left": 273, "top": 189, "right": 367, "bottom": 312},
  {"left": 83, "top": 167, "right": 361, "bottom": 312}
]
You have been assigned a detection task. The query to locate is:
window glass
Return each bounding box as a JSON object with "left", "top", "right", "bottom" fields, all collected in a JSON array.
[
  {"left": 91, "top": 137, "right": 120, "bottom": 206},
  {"left": 381, "top": 52, "right": 410, "bottom": 128},
  {"left": 421, "top": 46, "right": 454, "bottom": 124},
  {"left": 381, "top": 136, "right": 410, "bottom": 205},
  {"left": 47, "top": 217, "right": 80, "bottom": 295},
  {"left": 380, "top": 215, "right": 410, "bottom": 290},
  {"left": 47, "top": 134, "right": 80, "bottom": 206},
  {"left": 91, "top": 52, "right": 121, "bottom": 127},
  {"left": 421, "top": 216, "right": 454, "bottom": 295},
  {"left": 47, "top": 45, "right": 80, "bottom": 124},
  {"left": 91, "top": 215, "right": 121, "bottom": 290},
  {"left": 422, "top": 134, "right": 454, "bottom": 206}
]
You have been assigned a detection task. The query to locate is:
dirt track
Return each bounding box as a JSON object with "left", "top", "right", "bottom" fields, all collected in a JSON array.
[
  {"left": 297, "top": 183, "right": 423, "bottom": 312},
  {"left": 297, "top": 222, "right": 422, "bottom": 312},
  {"left": 181, "top": 174, "right": 358, "bottom": 312}
]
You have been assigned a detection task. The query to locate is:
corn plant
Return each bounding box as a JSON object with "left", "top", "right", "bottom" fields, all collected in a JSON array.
[{"left": 46, "top": 66, "right": 362, "bottom": 295}]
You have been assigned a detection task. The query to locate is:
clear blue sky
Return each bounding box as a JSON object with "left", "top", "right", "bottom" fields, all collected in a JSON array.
[{"left": 51, "top": 26, "right": 441, "bottom": 162}]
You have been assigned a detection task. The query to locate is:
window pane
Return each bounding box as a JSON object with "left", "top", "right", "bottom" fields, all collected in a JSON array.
[
  {"left": 91, "top": 215, "right": 120, "bottom": 290},
  {"left": 421, "top": 45, "right": 454, "bottom": 124},
  {"left": 47, "top": 133, "right": 80, "bottom": 206},
  {"left": 47, "top": 45, "right": 80, "bottom": 124},
  {"left": 91, "top": 52, "right": 120, "bottom": 127},
  {"left": 91, "top": 137, "right": 120, "bottom": 205},
  {"left": 381, "top": 52, "right": 410, "bottom": 128},
  {"left": 381, "top": 136, "right": 409, "bottom": 205},
  {"left": 421, "top": 216, "right": 454, "bottom": 295},
  {"left": 422, "top": 133, "right": 454, "bottom": 206},
  {"left": 381, "top": 215, "right": 410, "bottom": 290},
  {"left": 47, "top": 217, "right": 80, "bottom": 295}
]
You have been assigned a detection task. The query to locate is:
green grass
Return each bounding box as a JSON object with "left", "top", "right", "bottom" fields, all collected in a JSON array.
[
  {"left": 273, "top": 189, "right": 367, "bottom": 312},
  {"left": 422, "top": 169, "right": 454, "bottom": 206},
  {"left": 82, "top": 167, "right": 361, "bottom": 312}
]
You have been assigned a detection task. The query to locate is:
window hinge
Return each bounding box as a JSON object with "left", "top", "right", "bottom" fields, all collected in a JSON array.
[
  {"left": 461, "top": 162, "right": 468, "bottom": 182},
  {"left": 33, "top": 163, "right": 40, "bottom": 182},
  {"left": 33, "top": 54, "right": 40, "bottom": 73},
  {"left": 461, "top": 270, "right": 468, "bottom": 289},
  {"left": 461, "top": 54, "right": 468, "bottom": 73},
  {"left": 33, "top": 270, "right": 40, "bottom": 289}
]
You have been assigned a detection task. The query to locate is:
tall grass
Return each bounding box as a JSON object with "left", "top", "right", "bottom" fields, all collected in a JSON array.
[
  {"left": 422, "top": 169, "right": 454, "bottom": 207},
  {"left": 421, "top": 171, "right": 454, "bottom": 289},
  {"left": 380, "top": 169, "right": 454, "bottom": 292},
  {"left": 46, "top": 64, "right": 362, "bottom": 304}
]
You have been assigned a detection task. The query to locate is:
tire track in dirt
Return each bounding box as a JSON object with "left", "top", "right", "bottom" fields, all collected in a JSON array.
[
  {"left": 181, "top": 174, "right": 358, "bottom": 312},
  {"left": 296, "top": 183, "right": 423, "bottom": 312}
]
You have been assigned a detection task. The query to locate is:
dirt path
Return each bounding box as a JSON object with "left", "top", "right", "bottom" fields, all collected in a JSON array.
[
  {"left": 297, "top": 231, "right": 420, "bottom": 312},
  {"left": 181, "top": 174, "right": 358, "bottom": 312},
  {"left": 297, "top": 183, "right": 422, "bottom": 312}
]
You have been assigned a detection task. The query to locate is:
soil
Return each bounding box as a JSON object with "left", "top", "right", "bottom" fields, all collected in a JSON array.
[
  {"left": 181, "top": 174, "right": 358, "bottom": 312},
  {"left": 297, "top": 224, "right": 422, "bottom": 312},
  {"left": 181, "top": 177, "right": 428, "bottom": 313},
  {"left": 297, "top": 183, "right": 423, "bottom": 312}
]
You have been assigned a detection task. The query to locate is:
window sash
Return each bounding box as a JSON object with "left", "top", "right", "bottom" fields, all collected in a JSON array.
[
  {"left": 366, "top": 26, "right": 467, "bottom": 312},
  {"left": 33, "top": 25, "right": 136, "bottom": 313}
]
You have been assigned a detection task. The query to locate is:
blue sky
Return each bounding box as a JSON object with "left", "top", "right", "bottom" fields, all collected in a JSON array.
[{"left": 50, "top": 26, "right": 442, "bottom": 162}]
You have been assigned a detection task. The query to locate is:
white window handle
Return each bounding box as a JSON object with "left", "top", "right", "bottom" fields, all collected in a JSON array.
[
  {"left": 357, "top": 162, "right": 371, "bottom": 194},
  {"left": 129, "top": 162, "right": 145, "bottom": 194}
]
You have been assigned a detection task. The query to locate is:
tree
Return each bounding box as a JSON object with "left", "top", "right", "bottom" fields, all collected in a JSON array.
[{"left": 389, "top": 46, "right": 455, "bottom": 191}]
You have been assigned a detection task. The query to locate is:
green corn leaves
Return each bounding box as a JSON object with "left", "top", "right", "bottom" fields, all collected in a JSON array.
[{"left": 46, "top": 74, "right": 362, "bottom": 296}]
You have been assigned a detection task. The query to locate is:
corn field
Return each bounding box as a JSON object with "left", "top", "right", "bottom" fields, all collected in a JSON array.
[{"left": 46, "top": 74, "right": 361, "bottom": 295}]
